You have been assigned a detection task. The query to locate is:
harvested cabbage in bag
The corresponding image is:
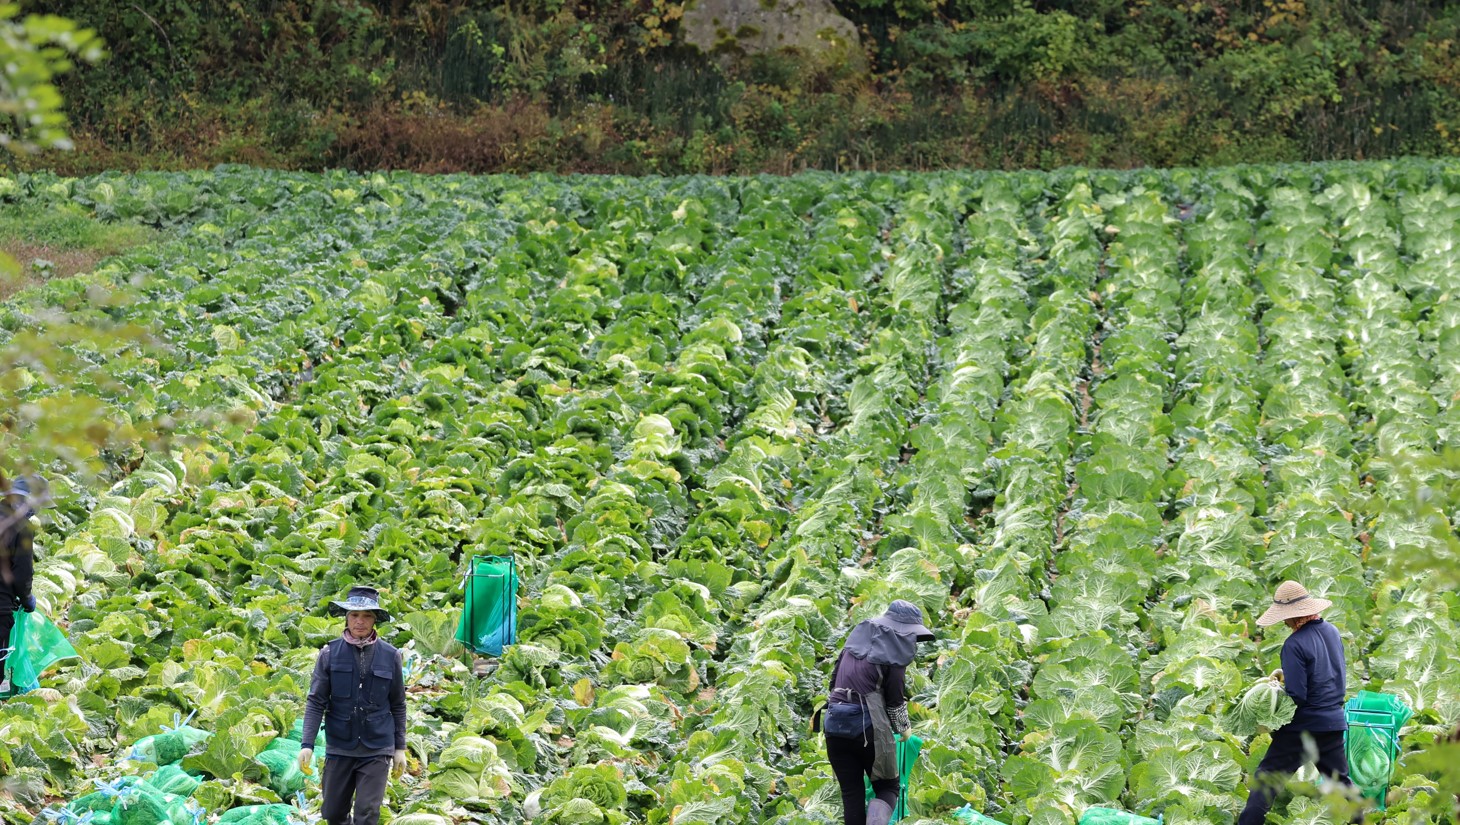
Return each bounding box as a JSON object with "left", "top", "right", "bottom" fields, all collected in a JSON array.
[
  {"left": 112, "top": 790, "right": 173, "bottom": 825},
  {"left": 951, "top": 805, "right": 1008, "bottom": 825},
  {"left": 69, "top": 790, "right": 120, "bottom": 813},
  {"left": 1078, "top": 808, "right": 1162, "bottom": 825},
  {"left": 144, "top": 764, "right": 202, "bottom": 796},
  {"left": 1226, "top": 677, "right": 1296, "bottom": 736},
  {"left": 255, "top": 747, "right": 308, "bottom": 797},
  {"left": 130, "top": 726, "right": 212, "bottom": 765},
  {"left": 213, "top": 804, "right": 296, "bottom": 825},
  {"left": 1348, "top": 725, "right": 1395, "bottom": 788}
]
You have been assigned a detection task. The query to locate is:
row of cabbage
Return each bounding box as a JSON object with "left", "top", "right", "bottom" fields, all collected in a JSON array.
[{"left": 826, "top": 164, "right": 1460, "bottom": 825}]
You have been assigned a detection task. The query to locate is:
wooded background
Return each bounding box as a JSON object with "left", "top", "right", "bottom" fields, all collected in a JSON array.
[{"left": 12, "top": 0, "right": 1460, "bottom": 174}]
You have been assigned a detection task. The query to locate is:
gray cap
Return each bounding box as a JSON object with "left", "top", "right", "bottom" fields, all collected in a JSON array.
[{"left": 870, "top": 599, "right": 934, "bottom": 641}]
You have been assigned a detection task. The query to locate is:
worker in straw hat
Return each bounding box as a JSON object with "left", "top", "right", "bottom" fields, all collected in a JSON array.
[
  {"left": 1237, "top": 580, "right": 1361, "bottom": 825},
  {"left": 299, "top": 585, "right": 408, "bottom": 825}
]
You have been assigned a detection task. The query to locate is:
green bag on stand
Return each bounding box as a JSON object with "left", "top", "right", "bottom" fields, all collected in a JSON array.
[
  {"left": 1345, "top": 690, "right": 1413, "bottom": 811},
  {"left": 863, "top": 734, "right": 923, "bottom": 821},
  {"left": 3, "top": 609, "right": 79, "bottom": 696},
  {"left": 454, "top": 555, "right": 518, "bottom": 656}
]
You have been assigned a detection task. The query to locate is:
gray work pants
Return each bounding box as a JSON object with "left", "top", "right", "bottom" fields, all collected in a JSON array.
[{"left": 321, "top": 754, "right": 391, "bottom": 825}]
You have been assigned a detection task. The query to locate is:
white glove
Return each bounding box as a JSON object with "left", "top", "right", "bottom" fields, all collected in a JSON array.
[
  {"left": 392, "top": 749, "right": 407, "bottom": 778},
  {"left": 298, "top": 748, "right": 314, "bottom": 776},
  {"left": 1269, "top": 668, "right": 1284, "bottom": 683}
]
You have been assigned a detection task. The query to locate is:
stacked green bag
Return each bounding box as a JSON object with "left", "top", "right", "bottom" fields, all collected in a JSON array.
[
  {"left": 45, "top": 716, "right": 320, "bottom": 825},
  {"left": 214, "top": 804, "right": 297, "bottom": 825},
  {"left": 127, "top": 714, "right": 212, "bottom": 765},
  {"left": 146, "top": 765, "right": 202, "bottom": 796},
  {"left": 253, "top": 719, "right": 324, "bottom": 796},
  {"left": 951, "top": 806, "right": 1007, "bottom": 825},
  {"left": 54, "top": 774, "right": 203, "bottom": 825},
  {"left": 256, "top": 738, "right": 318, "bottom": 797},
  {"left": 1078, "top": 808, "right": 1162, "bottom": 825}
]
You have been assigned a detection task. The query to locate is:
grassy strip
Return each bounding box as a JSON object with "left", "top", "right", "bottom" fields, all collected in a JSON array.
[{"left": 0, "top": 204, "right": 159, "bottom": 300}]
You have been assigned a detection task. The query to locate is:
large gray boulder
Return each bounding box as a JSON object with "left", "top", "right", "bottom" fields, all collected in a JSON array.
[{"left": 680, "top": 0, "right": 861, "bottom": 64}]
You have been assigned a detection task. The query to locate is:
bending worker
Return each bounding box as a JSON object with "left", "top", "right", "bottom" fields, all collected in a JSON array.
[{"left": 821, "top": 600, "right": 934, "bottom": 825}]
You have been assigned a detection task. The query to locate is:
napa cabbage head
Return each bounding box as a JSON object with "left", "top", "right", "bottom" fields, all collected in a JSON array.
[{"left": 1226, "top": 677, "right": 1297, "bottom": 736}]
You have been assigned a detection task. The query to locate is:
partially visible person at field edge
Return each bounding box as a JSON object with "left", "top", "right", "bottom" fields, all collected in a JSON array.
[
  {"left": 1238, "top": 580, "right": 1362, "bottom": 825},
  {"left": 0, "top": 472, "right": 38, "bottom": 695},
  {"left": 816, "top": 600, "right": 934, "bottom": 825},
  {"left": 300, "top": 585, "right": 408, "bottom": 825}
]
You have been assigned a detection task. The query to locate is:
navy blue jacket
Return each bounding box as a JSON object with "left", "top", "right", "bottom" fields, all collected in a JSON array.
[
  {"left": 1279, "top": 618, "right": 1348, "bottom": 732},
  {"left": 0, "top": 500, "right": 34, "bottom": 613},
  {"left": 301, "top": 636, "right": 407, "bottom": 756}
]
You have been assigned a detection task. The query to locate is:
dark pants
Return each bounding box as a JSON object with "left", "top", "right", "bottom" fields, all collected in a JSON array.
[
  {"left": 1238, "top": 729, "right": 1359, "bottom": 825},
  {"left": 0, "top": 609, "right": 14, "bottom": 674},
  {"left": 321, "top": 754, "right": 391, "bottom": 825},
  {"left": 826, "top": 730, "right": 899, "bottom": 825}
]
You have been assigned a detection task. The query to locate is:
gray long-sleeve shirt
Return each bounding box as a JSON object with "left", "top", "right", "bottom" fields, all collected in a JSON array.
[{"left": 301, "top": 638, "right": 408, "bottom": 757}]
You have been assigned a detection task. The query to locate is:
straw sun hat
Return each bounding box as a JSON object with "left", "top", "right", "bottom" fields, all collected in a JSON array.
[{"left": 1256, "top": 580, "right": 1332, "bottom": 627}]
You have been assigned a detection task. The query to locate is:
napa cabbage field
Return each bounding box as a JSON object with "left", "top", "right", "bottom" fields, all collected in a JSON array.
[{"left": 1, "top": 161, "right": 1458, "bottom": 825}]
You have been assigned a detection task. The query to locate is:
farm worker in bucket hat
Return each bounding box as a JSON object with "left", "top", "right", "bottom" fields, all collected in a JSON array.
[
  {"left": 300, "top": 586, "right": 408, "bottom": 825},
  {"left": 1238, "top": 581, "right": 1361, "bottom": 825},
  {"left": 814, "top": 600, "right": 935, "bottom": 825}
]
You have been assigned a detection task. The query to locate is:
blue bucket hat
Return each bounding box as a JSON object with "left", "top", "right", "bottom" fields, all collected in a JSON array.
[
  {"left": 329, "top": 585, "right": 391, "bottom": 623},
  {"left": 3, "top": 475, "right": 35, "bottom": 516}
]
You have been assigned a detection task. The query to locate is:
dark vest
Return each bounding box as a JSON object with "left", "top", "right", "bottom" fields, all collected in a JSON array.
[{"left": 323, "top": 637, "right": 399, "bottom": 753}]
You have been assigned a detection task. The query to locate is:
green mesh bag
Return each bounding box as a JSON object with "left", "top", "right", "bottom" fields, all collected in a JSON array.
[
  {"left": 143, "top": 765, "right": 202, "bottom": 796},
  {"left": 110, "top": 789, "right": 173, "bottom": 825},
  {"left": 163, "top": 796, "right": 203, "bottom": 825},
  {"left": 1345, "top": 690, "right": 1413, "bottom": 811},
  {"left": 213, "top": 804, "right": 296, "bottom": 825},
  {"left": 255, "top": 748, "right": 308, "bottom": 797},
  {"left": 1078, "top": 808, "right": 1162, "bottom": 825},
  {"left": 130, "top": 720, "right": 212, "bottom": 766},
  {"left": 951, "top": 805, "right": 1008, "bottom": 825},
  {"left": 279, "top": 718, "right": 323, "bottom": 747},
  {"left": 68, "top": 790, "right": 120, "bottom": 814},
  {"left": 2, "top": 610, "right": 79, "bottom": 695}
]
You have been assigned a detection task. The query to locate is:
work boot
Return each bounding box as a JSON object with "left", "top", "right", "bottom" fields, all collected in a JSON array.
[{"left": 866, "top": 799, "right": 893, "bottom": 825}]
